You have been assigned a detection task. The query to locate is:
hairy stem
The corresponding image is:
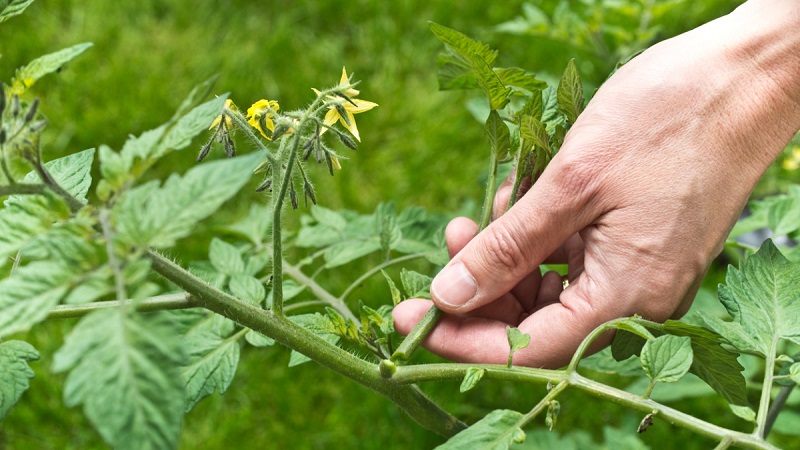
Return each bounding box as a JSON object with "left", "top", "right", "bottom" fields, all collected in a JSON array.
[
  {"left": 390, "top": 364, "right": 777, "bottom": 450},
  {"left": 519, "top": 381, "right": 568, "bottom": 428},
  {"left": 0, "top": 183, "right": 47, "bottom": 197},
  {"left": 46, "top": 293, "right": 197, "bottom": 319},
  {"left": 147, "top": 250, "right": 465, "bottom": 437},
  {"left": 339, "top": 252, "right": 427, "bottom": 302},
  {"left": 391, "top": 306, "right": 443, "bottom": 362},
  {"left": 270, "top": 135, "right": 301, "bottom": 316},
  {"left": 282, "top": 260, "right": 357, "bottom": 322},
  {"left": 478, "top": 148, "right": 499, "bottom": 230}
]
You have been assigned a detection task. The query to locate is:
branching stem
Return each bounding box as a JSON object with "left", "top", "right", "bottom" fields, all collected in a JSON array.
[
  {"left": 0, "top": 183, "right": 47, "bottom": 197},
  {"left": 282, "top": 260, "right": 357, "bottom": 322},
  {"left": 339, "top": 252, "right": 428, "bottom": 302},
  {"left": 47, "top": 293, "right": 196, "bottom": 319}
]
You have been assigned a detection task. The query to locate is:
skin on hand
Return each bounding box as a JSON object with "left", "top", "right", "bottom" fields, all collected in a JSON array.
[{"left": 393, "top": 0, "right": 800, "bottom": 368}]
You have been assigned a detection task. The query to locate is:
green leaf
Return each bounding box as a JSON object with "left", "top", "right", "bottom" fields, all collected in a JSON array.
[
  {"left": 485, "top": 110, "right": 511, "bottom": 160},
  {"left": 113, "top": 150, "right": 263, "bottom": 248},
  {"left": 661, "top": 321, "right": 747, "bottom": 406},
  {"left": 0, "top": 260, "right": 85, "bottom": 338},
  {"left": 436, "top": 409, "right": 526, "bottom": 450},
  {"left": 99, "top": 92, "right": 227, "bottom": 193},
  {"left": 430, "top": 22, "right": 510, "bottom": 110},
  {"left": 460, "top": 368, "right": 485, "bottom": 393},
  {"left": 610, "top": 330, "right": 647, "bottom": 361},
  {"left": 518, "top": 90, "right": 543, "bottom": 121},
  {"left": 182, "top": 325, "right": 241, "bottom": 411},
  {"left": 519, "top": 115, "right": 550, "bottom": 154},
  {"left": 494, "top": 67, "right": 546, "bottom": 93},
  {"left": 53, "top": 310, "right": 185, "bottom": 450},
  {"left": 170, "top": 75, "right": 219, "bottom": 121},
  {"left": 400, "top": 269, "right": 433, "bottom": 299},
  {"left": 507, "top": 326, "right": 531, "bottom": 353},
  {"left": 790, "top": 362, "right": 800, "bottom": 384},
  {"left": 772, "top": 410, "right": 800, "bottom": 436},
  {"left": 0, "top": 340, "right": 38, "bottom": 420},
  {"left": 10, "top": 42, "right": 92, "bottom": 94},
  {"left": 730, "top": 405, "right": 756, "bottom": 423},
  {"left": 287, "top": 313, "right": 340, "bottom": 367},
  {"left": 159, "top": 95, "right": 229, "bottom": 154},
  {"left": 641, "top": 335, "right": 693, "bottom": 384},
  {"left": 229, "top": 274, "right": 266, "bottom": 306},
  {"left": 209, "top": 238, "right": 245, "bottom": 276},
  {"left": 580, "top": 348, "right": 642, "bottom": 377},
  {"left": 556, "top": 59, "right": 583, "bottom": 124},
  {"left": 245, "top": 330, "right": 275, "bottom": 348},
  {"left": 18, "top": 148, "right": 96, "bottom": 204},
  {"left": 0, "top": 0, "right": 35, "bottom": 23},
  {"left": 311, "top": 204, "right": 347, "bottom": 230},
  {"left": 698, "top": 240, "right": 800, "bottom": 356},
  {"left": 381, "top": 270, "right": 402, "bottom": 306},
  {"left": 220, "top": 202, "right": 271, "bottom": 246},
  {"left": 323, "top": 239, "right": 382, "bottom": 268},
  {"left": 506, "top": 326, "right": 531, "bottom": 367}
]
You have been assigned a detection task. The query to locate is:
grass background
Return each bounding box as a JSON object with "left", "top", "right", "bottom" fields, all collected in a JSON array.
[{"left": 2, "top": 1, "right": 798, "bottom": 449}]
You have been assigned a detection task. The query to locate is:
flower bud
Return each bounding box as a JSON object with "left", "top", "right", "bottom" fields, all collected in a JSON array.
[{"left": 23, "top": 99, "right": 39, "bottom": 124}]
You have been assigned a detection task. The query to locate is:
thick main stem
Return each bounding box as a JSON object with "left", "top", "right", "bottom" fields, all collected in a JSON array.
[
  {"left": 389, "top": 364, "right": 777, "bottom": 450},
  {"left": 147, "top": 250, "right": 465, "bottom": 437}
]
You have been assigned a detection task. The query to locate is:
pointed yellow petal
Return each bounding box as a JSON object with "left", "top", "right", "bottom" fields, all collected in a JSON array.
[
  {"left": 346, "top": 99, "right": 378, "bottom": 113},
  {"left": 340, "top": 110, "right": 361, "bottom": 141},
  {"left": 339, "top": 67, "right": 349, "bottom": 86}
]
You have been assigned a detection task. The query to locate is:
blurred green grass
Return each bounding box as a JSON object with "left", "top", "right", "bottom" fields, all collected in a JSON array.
[{"left": 5, "top": 1, "right": 797, "bottom": 449}]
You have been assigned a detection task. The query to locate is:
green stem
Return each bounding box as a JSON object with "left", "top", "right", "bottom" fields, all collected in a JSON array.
[
  {"left": 0, "top": 144, "right": 15, "bottom": 185},
  {"left": 46, "top": 293, "right": 196, "bottom": 319},
  {"left": 99, "top": 209, "right": 128, "bottom": 306},
  {"left": 479, "top": 149, "right": 499, "bottom": 230},
  {"left": 284, "top": 300, "right": 328, "bottom": 313},
  {"left": 0, "top": 183, "right": 47, "bottom": 197},
  {"left": 147, "top": 250, "right": 465, "bottom": 437},
  {"left": 32, "top": 158, "right": 84, "bottom": 213},
  {"left": 282, "top": 260, "right": 357, "bottom": 322},
  {"left": 391, "top": 306, "right": 443, "bottom": 362},
  {"left": 270, "top": 133, "right": 304, "bottom": 316},
  {"left": 755, "top": 338, "right": 778, "bottom": 437},
  {"left": 763, "top": 382, "right": 794, "bottom": 437},
  {"left": 567, "top": 318, "right": 626, "bottom": 373},
  {"left": 714, "top": 437, "right": 734, "bottom": 450},
  {"left": 518, "top": 381, "right": 568, "bottom": 428},
  {"left": 642, "top": 381, "right": 656, "bottom": 400},
  {"left": 339, "top": 252, "right": 427, "bottom": 302},
  {"left": 390, "top": 364, "right": 777, "bottom": 450}
]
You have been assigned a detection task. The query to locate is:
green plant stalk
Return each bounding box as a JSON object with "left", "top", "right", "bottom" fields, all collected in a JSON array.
[
  {"left": 391, "top": 306, "right": 444, "bottom": 362},
  {"left": 46, "top": 293, "right": 196, "bottom": 319},
  {"left": 0, "top": 183, "right": 46, "bottom": 197},
  {"left": 282, "top": 260, "right": 358, "bottom": 322},
  {"left": 518, "top": 381, "right": 568, "bottom": 428},
  {"left": 389, "top": 364, "right": 777, "bottom": 450},
  {"left": 479, "top": 147, "right": 500, "bottom": 230},
  {"left": 269, "top": 133, "right": 300, "bottom": 317},
  {"left": 755, "top": 338, "right": 779, "bottom": 437},
  {"left": 395, "top": 143, "right": 505, "bottom": 362},
  {"left": 339, "top": 252, "right": 428, "bottom": 302},
  {"left": 99, "top": 208, "right": 128, "bottom": 307},
  {"left": 0, "top": 144, "right": 16, "bottom": 184},
  {"left": 147, "top": 249, "right": 466, "bottom": 437},
  {"left": 506, "top": 152, "right": 526, "bottom": 211}
]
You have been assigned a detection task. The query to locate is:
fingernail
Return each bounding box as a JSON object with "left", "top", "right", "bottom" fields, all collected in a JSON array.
[{"left": 431, "top": 262, "right": 477, "bottom": 309}]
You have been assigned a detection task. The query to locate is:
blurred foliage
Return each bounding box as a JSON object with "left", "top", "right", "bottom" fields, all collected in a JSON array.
[{"left": 3, "top": 0, "right": 800, "bottom": 449}]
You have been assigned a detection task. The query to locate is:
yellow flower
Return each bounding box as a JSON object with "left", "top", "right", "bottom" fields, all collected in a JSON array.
[
  {"left": 313, "top": 67, "right": 378, "bottom": 142},
  {"left": 782, "top": 145, "right": 800, "bottom": 171},
  {"left": 209, "top": 99, "right": 237, "bottom": 130},
  {"left": 247, "top": 99, "right": 280, "bottom": 139}
]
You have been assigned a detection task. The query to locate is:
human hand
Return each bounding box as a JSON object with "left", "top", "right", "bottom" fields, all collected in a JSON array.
[{"left": 393, "top": 0, "right": 800, "bottom": 368}]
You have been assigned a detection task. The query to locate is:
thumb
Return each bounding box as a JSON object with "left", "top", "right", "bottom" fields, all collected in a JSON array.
[{"left": 430, "top": 159, "right": 602, "bottom": 313}]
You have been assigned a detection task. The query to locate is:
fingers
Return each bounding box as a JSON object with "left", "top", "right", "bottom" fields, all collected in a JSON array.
[
  {"left": 430, "top": 158, "right": 603, "bottom": 314},
  {"left": 393, "top": 280, "right": 618, "bottom": 368}
]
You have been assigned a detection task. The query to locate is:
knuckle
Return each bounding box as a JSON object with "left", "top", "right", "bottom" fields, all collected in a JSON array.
[{"left": 478, "top": 223, "right": 530, "bottom": 273}]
